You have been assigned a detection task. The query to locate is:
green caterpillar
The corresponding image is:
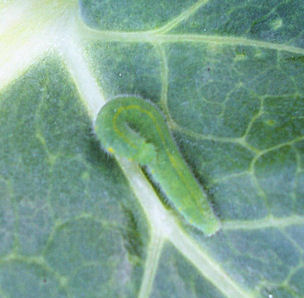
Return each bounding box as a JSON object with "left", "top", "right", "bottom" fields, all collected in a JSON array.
[{"left": 95, "top": 96, "right": 220, "bottom": 236}]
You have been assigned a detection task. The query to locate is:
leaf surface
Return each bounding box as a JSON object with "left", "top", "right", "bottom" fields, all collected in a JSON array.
[{"left": 0, "top": 0, "right": 303, "bottom": 297}]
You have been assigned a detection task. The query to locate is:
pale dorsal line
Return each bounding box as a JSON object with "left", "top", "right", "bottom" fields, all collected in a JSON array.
[
  {"left": 222, "top": 216, "right": 304, "bottom": 231},
  {"left": 152, "top": 0, "right": 210, "bottom": 34}
]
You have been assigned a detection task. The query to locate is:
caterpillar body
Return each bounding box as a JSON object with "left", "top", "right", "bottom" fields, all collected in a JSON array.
[{"left": 95, "top": 96, "right": 220, "bottom": 236}]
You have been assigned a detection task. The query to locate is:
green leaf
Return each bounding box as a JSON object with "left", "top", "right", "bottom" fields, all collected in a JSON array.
[{"left": 0, "top": 0, "right": 303, "bottom": 297}]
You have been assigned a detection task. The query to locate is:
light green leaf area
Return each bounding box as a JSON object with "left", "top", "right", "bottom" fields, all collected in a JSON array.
[{"left": 0, "top": 0, "right": 303, "bottom": 297}]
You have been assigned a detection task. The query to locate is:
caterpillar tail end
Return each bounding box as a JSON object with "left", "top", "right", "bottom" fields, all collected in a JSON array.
[
  {"left": 193, "top": 214, "right": 221, "bottom": 237},
  {"left": 203, "top": 217, "right": 221, "bottom": 237}
]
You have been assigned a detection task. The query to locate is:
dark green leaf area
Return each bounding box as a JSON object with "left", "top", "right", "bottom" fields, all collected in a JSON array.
[
  {"left": 210, "top": 174, "right": 267, "bottom": 220},
  {"left": 295, "top": 172, "right": 304, "bottom": 213},
  {"left": 166, "top": 43, "right": 304, "bottom": 143},
  {"left": 286, "top": 225, "right": 304, "bottom": 250},
  {"left": 0, "top": 261, "right": 68, "bottom": 298},
  {"left": 247, "top": 95, "right": 304, "bottom": 150},
  {"left": 150, "top": 243, "right": 224, "bottom": 298},
  {"left": 199, "top": 229, "right": 300, "bottom": 290},
  {"left": 0, "top": 179, "right": 15, "bottom": 256},
  {"left": 87, "top": 42, "right": 162, "bottom": 102},
  {"left": 255, "top": 146, "right": 298, "bottom": 216},
  {"left": 0, "top": 58, "right": 58, "bottom": 255},
  {"left": 167, "top": 44, "right": 304, "bottom": 145},
  {"left": 289, "top": 268, "right": 304, "bottom": 297},
  {"left": 172, "top": 0, "right": 304, "bottom": 47},
  {"left": 294, "top": 142, "right": 304, "bottom": 210},
  {"left": 0, "top": 56, "right": 149, "bottom": 296},
  {"left": 167, "top": 43, "right": 261, "bottom": 137},
  {"left": 280, "top": 52, "right": 304, "bottom": 95},
  {"left": 45, "top": 218, "right": 144, "bottom": 297},
  {"left": 260, "top": 285, "right": 298, "bottom": 298},
  {"left": 79, "top": 0, "right": 196, "bottom": 31},
  {"left": 295, "top": 140, "right": 304, "bottom": 169},
  {"left": 176, "top": 136, "right": 253, "bottom": 182}
]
